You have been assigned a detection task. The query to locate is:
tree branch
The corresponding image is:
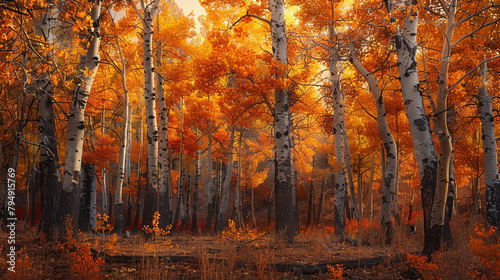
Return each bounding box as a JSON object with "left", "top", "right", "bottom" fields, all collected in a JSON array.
[
  {"left": 227, "top": 10, "right": 270, "bottom": 31},
  {"left": 447, "top": 55, "right": 500, "bottom": 94},
  {"left": 453, "top": 18, "right": 500, "bottom": 47}
]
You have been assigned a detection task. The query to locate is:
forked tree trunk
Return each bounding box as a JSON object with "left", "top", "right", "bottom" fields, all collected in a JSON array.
[
  {"left": 395, "top": 11, "right": 438, "bottom": 254},
  {"left": 215, "top": 127, "right": 235, "bottom": 234},
  {"left": 350, "top": 47, "right": 397, "bottom": 243},
  {"left": 59, "top": 0, "right": 102, "bottom": 237},
  {"left": 478, "top": 60, "right": 500, "bottom": 227},
  {"left": 269, "top": 0, "right": 295, "bottom": 241}
]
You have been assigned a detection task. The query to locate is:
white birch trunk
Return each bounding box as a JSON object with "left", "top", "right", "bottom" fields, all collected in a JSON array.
[
  {"left": 59, "top": 0, "right": 102, "bottom": 234},
  {"left": 429, "top": 0, "right": 457, "bottom": 254},
  {"left": 156, "top": 37, "right": 172, "bottom": 228},
  {"left": 131, "top": 0, "right": 161, "bottom": 227},
  {"left": 350, "top": 47, "right": 397, "bottom": 241},
  {"left": 269, "top": 0, "right": 295, "bottom": 240},
  {"left": 395, "top": 11, "right": 438, "bottom": 252},
  {"left": 478, "top": 60, "right": 500, "bottom": 226},
  {"left": 114, "top": 39, "right": 130, "bottom": 234},
  {"left": 329, "top": 23, "right": 346, "bottom": 239},
  {"left": 215, "top": 127, "right": 235, "bottom": 234}
]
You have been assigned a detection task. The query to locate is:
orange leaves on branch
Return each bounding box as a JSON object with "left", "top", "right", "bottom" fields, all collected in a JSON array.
[{"left": 82, "top": 134, "right": 119, "bottom": 169}]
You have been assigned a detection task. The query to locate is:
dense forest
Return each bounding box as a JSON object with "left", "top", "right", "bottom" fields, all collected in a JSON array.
[{"left": 0, "top": 0, "right": 499, "bottom": 279}]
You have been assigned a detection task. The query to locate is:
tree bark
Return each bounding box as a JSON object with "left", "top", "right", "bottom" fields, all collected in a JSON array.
[
  {"left": 205, "top": 114, "right": 215, "bottom": 233},
  {"left": 478, "top": 60, "right": 500, "bottom": 227},
  {"left": 131, "top": 0, "right": 162, "bottom": 229},
  {"left": 343, "top": 125, "right": 359, "bottom": 221},
  {"left": 59, "top": 0, "right": 102, "bottom": 237},
  {"left": 235, "top": 128, "right": 245, "bottom": 229},
  {"left": 350, "top": 47, "right": 397, "bottom": 243},
  {"left": 395, "top": 11, "right": 438, "bottom": 254},
  {"left": 215, "top": 127, "right": 235, "bottom": 234},
  {"left": 269, "top": 0, "right": 295, "bottom": 242},
  {"left": 113, "top": 39, "right": 130, "bottom": 234},
  {"left": 330, "top": 22, "right": 346, "bottom": 239},
  {"left": 192, "top": 148, "right": 201, "bottom": 232},
  {"left": 428, "top": 0, "right": 457, "bottom": 255},
  {"left": 368, "top": 155, "right": 375, "bottom": 222}
]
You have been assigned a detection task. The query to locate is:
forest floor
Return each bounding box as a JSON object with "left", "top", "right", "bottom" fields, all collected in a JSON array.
[{"left": 0, "top": 218, "right": 497, "bottom": 279}]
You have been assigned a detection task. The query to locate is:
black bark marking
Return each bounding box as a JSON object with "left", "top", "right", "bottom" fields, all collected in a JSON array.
[{"left": 414, "top": 118, "right": 427, "bottom": 131}]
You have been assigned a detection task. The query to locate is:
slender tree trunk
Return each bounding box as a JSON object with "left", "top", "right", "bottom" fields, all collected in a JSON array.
[
  {"left": 428, "top": 0, "right": 457, "bottom": 255},
  {"left": 251, "top": 183, "right": 257, "bottom": 228},
  {"left": 307, "top": 181, "right": 314, "bottom": 227},
  {"left": 215, "top": 127, "right": 235, "bottom": 234},
  {"left": 350, "top": 48, "right": 397, "bottom": 243},
  {"left": 89, "top": 165, "right": 97, "bottom": 229},
  {"left": 59, "top": 0, "right": 102, "bottom": 237},
  {"left": 330, "top": 22, "right": 346, "bottom": 239},
  {"left": 156, "top": 27, "right": 172, "bottom": 228},
  {"left": 343, "top": 127, "right": 359, "bottom": 221},
  {"left": 173, "top": 103, "right": 186, "bottom": 233},
  {"left": 131, "top": 0, "right": 162, "bottom": 229},
  {"left": 192, "top": 149, "right": 201, "bottom": 233},
  {"left": 368, "top": 155, "right": 375, "bottom": 222},
  {"left": 316, "top": 180, "right": 325, "bottom": 226},
  {"left": 133, "top": 109, "right": 144, "bottom": 232},
  {"left": 113, "top": 39, "right": 130, "bottom": 234},
  {"left": 183, "top": 173, "right": 191, "bottom": 227},
  {"left": 235, "top": 128, "right": 244, "bottom": 229},
  {"left": 269, "top": 0, "right": 295, "bottom": 241},
  {"left": 358, "top": 154, "right": 363, "bottom": 221},
  {"left": 37, "top": 74, "right": 61, "bottom": 238},
  {"left": 206, "top": 116, "right": 215, "bottom": 233},
  {"left": 395, "top": 11, "right": 438, "bottom": 255},
  {"left": 78, "top": 164, "right": 93, "bottom": 232},
  {"left": 478, "top": 60, "right": 500, "bottom": 227}
]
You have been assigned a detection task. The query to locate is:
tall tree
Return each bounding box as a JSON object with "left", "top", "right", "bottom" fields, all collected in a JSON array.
[
  {"left": 215, "top": 127, "right": 235, "bottom": 234},
  {"left": 131, "top": 0, "right": 162, "bottom": 228},
  {"left": 349, "top": 44, "right": 398, "bottom": 243},
  {"left": 269, "top": 0, "right": 296, "bottom": 241},
  {"left": 478, "top": 60, "right": 499, "bottom": 227},
  {"left": 113, "top": 39, "right": 130, "bottom": 234},
  {"left": 59, "top": 0, "right": 103, "bottom": 236}
]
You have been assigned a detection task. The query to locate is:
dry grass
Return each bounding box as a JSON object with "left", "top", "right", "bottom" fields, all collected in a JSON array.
[{"left": 1, "top": 216, "right": 499, "bottom": 279}]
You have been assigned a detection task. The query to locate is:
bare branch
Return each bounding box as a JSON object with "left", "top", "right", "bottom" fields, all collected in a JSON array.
[
  {"left": 447, "top": 55, "right": 500, "bottom": 94},
  {"left": 227, "top": 10, "right": 270, "bottom": 31},
  {"left": 452, "top": 18, "right": 500, "bottom": 47},
  {"left": 456, "top": 4, "right": 500, "bottom": 26}
]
